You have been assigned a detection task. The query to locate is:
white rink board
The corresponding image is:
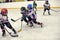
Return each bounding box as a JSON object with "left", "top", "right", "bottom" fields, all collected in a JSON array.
[{"left": 0, "top": 1, "right": 60, "bottom": 8}]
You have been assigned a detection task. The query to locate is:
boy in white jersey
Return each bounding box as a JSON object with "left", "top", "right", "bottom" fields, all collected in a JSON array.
[
  {"left": 0, "top": 8, "right": 18, "bottom": 37},
  {"left": 43, "top": 1, "right": 51, "bottom": 15},
  {"left": 27, "top": 4, "right": 43, "bottom": 27}
]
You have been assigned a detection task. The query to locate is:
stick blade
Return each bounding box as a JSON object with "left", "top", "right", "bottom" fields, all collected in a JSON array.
[
  {"left": 51, "top": 9, "right": 58, "bottom": 12},
  {"left": 11, "top": 19, "right": 16, "bottom": 22},
  {"left": 18, "top": 29, "right": 22, "bottom": 32},
  {"left": 10, "top": 33, "right": 18, "bottom": 37},
  {"left": 11, "top": 35, "right": 18, "bottom": 37}
]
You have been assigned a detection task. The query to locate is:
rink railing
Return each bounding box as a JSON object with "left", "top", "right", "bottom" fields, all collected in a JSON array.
[{"left": 0, "top": 7, "right": 60, "bottom": 10}]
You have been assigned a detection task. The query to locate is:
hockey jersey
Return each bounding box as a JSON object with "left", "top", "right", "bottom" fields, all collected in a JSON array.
[
  {"left": 44, "top": 3, "right": 50, "bottom": 9},
  {"left": 28, "top": 9, "right": 36, "bottom": 19}
]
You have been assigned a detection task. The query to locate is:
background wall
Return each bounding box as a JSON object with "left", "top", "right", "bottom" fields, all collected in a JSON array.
[
  {"left": 49, "top": 0, "right": 60, "bottom": 7},
  {"left": 0, "top": 0, "right": 5, "bottom": 2},
  {"left": 0, "top": 0, "right": 60, "bottom": 9}
]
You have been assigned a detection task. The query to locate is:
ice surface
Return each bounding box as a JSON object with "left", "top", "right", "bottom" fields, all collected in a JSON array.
[{"left": 0, "top": 8, "right": 60, "bottom": 40}]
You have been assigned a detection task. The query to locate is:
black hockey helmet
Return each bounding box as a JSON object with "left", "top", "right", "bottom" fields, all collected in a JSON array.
[
  {"left": 45, "top": 0, "right": 49, "bottom": 4},
  {"left": 21, "top": 7, "right": 26, "bottom": 11}
]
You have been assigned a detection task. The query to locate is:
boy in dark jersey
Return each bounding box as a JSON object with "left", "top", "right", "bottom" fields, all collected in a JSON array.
[
  {"left": 33, "top": 1, "right": 37, "bottom": 10},
  {"left": 20, "top": 7, "right": 29, "bottom": 25}
]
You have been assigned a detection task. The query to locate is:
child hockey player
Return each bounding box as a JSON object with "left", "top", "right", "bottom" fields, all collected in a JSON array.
[
  {"left": 20, "top": 7, "right": 34, "bottom": 27},
  {"left": 27, "top": 4, "right": 43, "bottom": 27},
  {"left": 20, "top": 7, "right": 29, "bottom": 25},
  {"left": 33, "top": 1, "right": 37, "bottom": 14},
  {"left": 33, "top": 1, "right": 37, "bottom": 10},
  {"left": 43, "top": 0, "right": 51, "bottom": 15},
  {"left": 0, "top": 8, "right": 18, "bottom": 37}
]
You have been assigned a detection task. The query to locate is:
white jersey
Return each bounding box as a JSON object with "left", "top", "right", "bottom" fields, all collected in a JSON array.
[
  {"left": 2, "top": 15, "right": 8, "bottom": 23},
  {"left": 0, "top": 13, "right": 9, "bottom": 23},
  {"left": 44, "top": 3, "right": 50, "bottom": 8},
  {"left": 28, "top": 9, "right": 36, "bottom": 19}
]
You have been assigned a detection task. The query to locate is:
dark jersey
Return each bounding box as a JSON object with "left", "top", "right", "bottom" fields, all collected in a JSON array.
[
  {"left": 33, "top": 2, "right": 37, "bottom": 8},
  {"left": 21, "top": 10, "right": 28, "bottom": 19}
]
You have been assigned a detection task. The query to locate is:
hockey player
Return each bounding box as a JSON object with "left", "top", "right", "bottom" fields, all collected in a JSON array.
[
  {"left": 0, "top": 8, "right": 18, "bottom": 37},
  {"left": 43, "top": 1, "right": 51, "bottom": 15},
  {"left": 33, "top": 1, "right": 37, "bottom": 15},
  {"left": 20, "top": 7, "right": 29, "bottom": 25},
  {"left": 20, "top": 7, "right": 34, "bottom": 27},
  {"left": 27, "top": 4, "right": 43, "bottom": 27},
  {"left": 33, "top": 1, "right": 37, "bottom": 10}
]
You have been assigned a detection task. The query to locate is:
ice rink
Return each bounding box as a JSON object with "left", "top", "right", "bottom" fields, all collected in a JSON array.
[{"left": 0, "top": 8, "right": 60, "bottom": 40}]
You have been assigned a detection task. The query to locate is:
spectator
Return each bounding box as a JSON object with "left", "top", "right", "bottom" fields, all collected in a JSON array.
[
  {"left": 27, "top": 0, "right": 33, "bottom": 1},
  {"left": 5, "top": 0, "right": 13, "bottom": 2}
]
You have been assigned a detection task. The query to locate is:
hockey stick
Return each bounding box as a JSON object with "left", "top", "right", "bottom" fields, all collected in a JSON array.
[
  {"left": 57, "top": 10, "right": 60, "bottom": 12},
  {"left": 18, "top": 21, "right": 22, "bottom": 32},
  {"left": 50, "top": 9, "right": 58, "bottom": 12},
  {"left": 11, "top": 19, "right": 16, "bottom": 22},
  {"left": 5, "top": 28, "right": 18, "bottom": 37},
  {"left": 11, "top": 18, "right": 21, "bottom": 22}
]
